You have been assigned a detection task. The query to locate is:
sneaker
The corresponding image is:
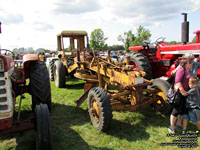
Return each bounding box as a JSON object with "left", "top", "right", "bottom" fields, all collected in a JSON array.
[
  {"left": 195, "top": 130, "right": 200, "bottom": 136},
  {"left": 182, "top": 130, "right": 188, "bottom": 134},
  {"left": 168, "top": 127, "right": 175, "bottom": 134}
]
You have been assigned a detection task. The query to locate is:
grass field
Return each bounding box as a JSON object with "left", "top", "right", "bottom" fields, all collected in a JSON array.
[{"left": 0, "top": 78, "right": 200, "bottom": 150}]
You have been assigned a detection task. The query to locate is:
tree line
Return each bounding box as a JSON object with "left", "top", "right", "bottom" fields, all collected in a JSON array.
[
  {"left": 12, "top": 47, "right": 54, "bottom": 54},
  {"left": 89, "top": 25, "right": 151, "bottom": 51},
  {"left": 12, "top": 26, "right": 197, "bottom": 53},
  {"left": 89, "top": 26, "right": 197, "bottom": 51}
]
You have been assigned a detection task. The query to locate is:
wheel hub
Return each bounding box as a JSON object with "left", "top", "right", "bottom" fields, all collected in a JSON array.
[{"left": 90, "top": 98, "right": 100, "bottom": 123}]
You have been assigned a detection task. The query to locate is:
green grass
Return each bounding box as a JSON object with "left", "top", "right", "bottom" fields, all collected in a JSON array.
[{"left": 1, "top": 78, "right": 200, "bottom": 150}]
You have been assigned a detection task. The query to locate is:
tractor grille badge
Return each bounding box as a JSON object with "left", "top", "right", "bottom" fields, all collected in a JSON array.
[{"left": 0, "top": 58, "right": 4, "bottom": 72}]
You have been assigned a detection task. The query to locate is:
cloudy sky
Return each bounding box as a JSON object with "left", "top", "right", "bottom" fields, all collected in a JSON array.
[{"left": 0, "top": 0, "right": 200, "bottom": 50}]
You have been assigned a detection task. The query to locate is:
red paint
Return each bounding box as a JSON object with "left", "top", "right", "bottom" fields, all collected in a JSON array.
[
  {"left": 158, "top": 42, "right": 200, "bottom": 51},
  {"left": 0, "top": 118, "right": 13, "bottom": 130},
  {"left": 194, "top": 30, "right": 200, "bottom": 43},
  {"left": 129, "top": 45, "right": 142, "bottom": 51},
  {"left": 0, "top": 55, "right": 14, "bottom": 72}
]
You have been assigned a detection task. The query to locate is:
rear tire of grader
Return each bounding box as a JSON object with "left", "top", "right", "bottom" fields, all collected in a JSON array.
[
  {"left": 129, "top": 52, "right": 152, "bottom": 80},
  {"left": 150, "top": 79, "right": 173, "bottom": 115},
  {"left": 88, "top": 87, "right": 113, "bottom": 131},
  {"left": 35, "top": 103, "right": 51, "bottom": 150},
  {"left": 49, "top": 60, "right": 55, "bottom": 81},
  {"left": 30, "top": 61, "right": 52, "bottom": 111},
  {"left": 54, "top": 61, "right": 66, "bottom": 88}
]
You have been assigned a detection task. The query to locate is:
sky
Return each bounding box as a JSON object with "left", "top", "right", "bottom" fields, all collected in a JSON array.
[{"left": 0, "top": 0, "right": 200, "bottom": 51}]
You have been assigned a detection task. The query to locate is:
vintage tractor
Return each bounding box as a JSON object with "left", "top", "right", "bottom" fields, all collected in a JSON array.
[
  {"left": 52, "top": 30, "right": 172, "bottom": 131},
  {"left": 128, "top": 13, "right": 200, "bottom": 81},
  {"left": 0, "top": 22, "right": 51, "bottom": 150}
]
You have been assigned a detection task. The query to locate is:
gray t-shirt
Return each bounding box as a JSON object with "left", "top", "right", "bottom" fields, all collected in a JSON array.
[{"left": 186, "top": 86, "right": 200, "bottom": 109}]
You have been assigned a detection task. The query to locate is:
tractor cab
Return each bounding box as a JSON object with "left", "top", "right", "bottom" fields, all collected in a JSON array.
[{"left": 57, "top": 30, "right": 90, "bottom": 60}]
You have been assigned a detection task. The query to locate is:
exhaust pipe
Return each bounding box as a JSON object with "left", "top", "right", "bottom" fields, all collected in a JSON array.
[{"left": 181, "top": 13, "right": 189, "bottom": 44}]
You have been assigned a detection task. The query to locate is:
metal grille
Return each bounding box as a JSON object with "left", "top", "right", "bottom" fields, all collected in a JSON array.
[{"left": 0, "top": 58, "right": 4, "bottom": 72}]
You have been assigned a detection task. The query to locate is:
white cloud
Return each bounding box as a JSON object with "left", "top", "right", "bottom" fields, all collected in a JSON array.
[
  {"left": 54, "top": 0, "right": 102, "bottom": 14},
  {"left": 34, "top": 22, "right": 54, "bottom": 32},
  {"left": 0, "top": 8, "right": 24, "bottom": 25},
  {"left": 0, "top": 0, "right": 200, "bottom": 50},
  {"left": 98, "top": 0, "right": 200, "bottom": 26}
]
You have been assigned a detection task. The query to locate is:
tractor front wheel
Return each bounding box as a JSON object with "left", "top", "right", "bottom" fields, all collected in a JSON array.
[
  {"left": 150, "top": 79, "right": 172, "bottom": 115},
  {"left": 30, "top": 60, "right": 51, "bottom": 111},
  {"left": 35, "top": 104, "right": 51, "bottom": 150},
  {"left": 129, "top": 52, "right": 152, "bottom": 80},
  {"left": 88, "top": 87, "right": 112, "bottom": 131},
  {"left": 54, "top": 61, "right": 66, "bottom": 88}
]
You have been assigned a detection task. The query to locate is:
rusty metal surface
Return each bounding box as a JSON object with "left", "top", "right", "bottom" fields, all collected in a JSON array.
[
  {"left": 0, "top": 122, "right": 35, "bottom": 135},
  {"left": 0, "top": 115, "right": 35, "bottom": 135},
  {"left": 76, "top": 81, "right": 96, "bottom": 107},
  {"left": 56, "top": 30, "right": 164, "bottom": 112}
]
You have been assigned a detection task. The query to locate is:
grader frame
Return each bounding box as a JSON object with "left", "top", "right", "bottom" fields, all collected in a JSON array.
[
  {"left": 54, "top": 30, "right": 171, "bottom": 131},
  {"left": 74, "top": 53, "right": 160, "bottom": 111}
]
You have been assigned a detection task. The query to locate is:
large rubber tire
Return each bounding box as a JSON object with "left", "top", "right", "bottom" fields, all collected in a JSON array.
[
  {"left": 35, "top": 104, "right": 51, "bottom": 150},
  {"left": 54, "top": 61, "right": 66, "bottom": 88},
  {"left": 129, "top": 52, "right": 152, "bottom": 80},
  {"left": 30, "top": 61, "right": 51, "bottom": 111},
  {"left": 150, "top": 79, "right": 172, "bottom": 115},
  {"left": 88, "top": 87, "right": 113, "bottom": 131},
  {"left": 49, "top": 61, "right": 55, "bottom": 81}
]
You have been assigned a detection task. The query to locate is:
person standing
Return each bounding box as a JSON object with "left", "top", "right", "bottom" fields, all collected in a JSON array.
[
  {"left": 168, "top": 55, "right": 194, "bottom": 134},
  {"left": 182, "top": 76, "right": 200, "bottom": 134}
]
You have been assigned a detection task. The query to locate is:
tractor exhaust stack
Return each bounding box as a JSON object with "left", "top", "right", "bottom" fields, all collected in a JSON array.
[{"left": 181, "top": 13, "right": 189, "bottom": 44}]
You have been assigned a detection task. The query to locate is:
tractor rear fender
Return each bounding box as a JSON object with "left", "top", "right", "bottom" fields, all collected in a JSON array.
[{"left": 22, "top": 54, "right": 39, "bottom": 78}]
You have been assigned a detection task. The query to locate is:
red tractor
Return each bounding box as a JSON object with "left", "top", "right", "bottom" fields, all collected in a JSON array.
[
  {"left": 0, "top": 22, "right": 51, "bottom": 150},
  {"left": 128, "top": 13, "right": 200, "bottom": 81}
]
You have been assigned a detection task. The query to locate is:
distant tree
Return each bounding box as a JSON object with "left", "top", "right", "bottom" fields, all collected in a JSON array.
[
  {"left": 131, "top": 25, "right": 151, "bottom": 46},
  {"left": 13, "top": 48, "right": 18, "bottom": 54},
  {"left": 192, "top": 36, "right": 196, "bottom": 43},
  {"left": 90, "top": 29, "right": 108, "bottom": 50},
  {"left": 165, "top": 41, "right": 180, "bottom": 45},
  {"left": 107, "top": 45, "right": 125, "bottom": 51},
  {"left": 36, "top": 48, "right": 45, "bottom": 54},
  {"left": 18, "top": 47, "right": 25, "bottom": 54},
  {"left": 26, "top": 47, "right": 34, "bottom": 54},
  {"left": 36, "top": 48, "right": 51, "bottom": 53},
  {"left": 117, "top": 30, "right": 135, "bottom": 51}
]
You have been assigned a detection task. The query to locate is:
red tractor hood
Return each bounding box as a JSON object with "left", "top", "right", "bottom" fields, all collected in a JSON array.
[
  {"left": 158, "top": 43, "right": 200, "bottom": 54},
  {"left": 129, "top": 46, "right": 143, "bottom": 51}
]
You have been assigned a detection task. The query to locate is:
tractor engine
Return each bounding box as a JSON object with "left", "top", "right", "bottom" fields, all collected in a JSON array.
[{"left": 0, "top": 55, "right": 15, "bottom": 130}]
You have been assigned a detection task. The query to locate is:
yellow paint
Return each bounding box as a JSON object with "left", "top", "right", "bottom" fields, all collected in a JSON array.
[
  {"left": 67, "top": 63, "right": 78, "bottom": 73},
  {"left": 156, "top": 91, "right": 166, "bottom": 104}
]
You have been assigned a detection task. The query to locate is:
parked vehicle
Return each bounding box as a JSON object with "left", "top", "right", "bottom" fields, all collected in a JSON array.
[
  {"left": 128, "top": 13, "right": 200, "bottom": 81},
  {"left": 53, "top": 30, "right": 172, "bottom": 131},
  {"left": 0, "top": 22, "right": 51, "bottom": 150}
]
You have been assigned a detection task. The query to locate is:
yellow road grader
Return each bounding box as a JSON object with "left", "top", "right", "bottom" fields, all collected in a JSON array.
[{"left": 51, "top": 30, "right": 172, "bottom": 131}]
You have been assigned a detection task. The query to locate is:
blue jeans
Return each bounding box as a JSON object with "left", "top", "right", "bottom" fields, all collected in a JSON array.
[{"left": 183, "top": 109, "right": 199, "bottom": 123}]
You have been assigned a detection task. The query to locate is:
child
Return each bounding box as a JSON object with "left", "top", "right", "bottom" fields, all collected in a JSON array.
[{"left": 182, "top": 76, "right": 200, "bottom": 134}]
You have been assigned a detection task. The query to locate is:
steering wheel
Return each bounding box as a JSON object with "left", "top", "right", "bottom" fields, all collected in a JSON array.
[
  {"left": 0, "top": 49, "right": 15, "bottom": 57},
  {"left": 155, "top": 37, "right": 166, "bottom": 45},
  {"left": 143, "top": 40, "right": 150, "bottom": 45}
]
